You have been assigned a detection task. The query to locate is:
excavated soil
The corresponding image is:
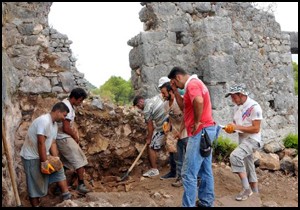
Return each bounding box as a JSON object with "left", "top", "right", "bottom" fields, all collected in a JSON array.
[{"left": 19, "top": 163, "right": 298, "bottom": 207}]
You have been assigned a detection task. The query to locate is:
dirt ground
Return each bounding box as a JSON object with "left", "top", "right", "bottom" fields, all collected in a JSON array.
[{"left": 20, "top": 162, "right": 298, "bottom": 207}]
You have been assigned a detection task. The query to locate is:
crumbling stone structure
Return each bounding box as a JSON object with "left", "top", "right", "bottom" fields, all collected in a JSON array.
[
  {"left": 2, "top": 2, "right": 89, "bottom": 206},
  {"left": 128, "top": 2, "right": 298, "bottom": 143}
]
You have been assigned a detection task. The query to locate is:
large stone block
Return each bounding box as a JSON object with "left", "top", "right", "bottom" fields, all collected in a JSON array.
[
  {"left": 168, "top": 17, "right": 189, "bottom": 32},
  {"left": 140, "top": 31, "right": 166, "bottom": 43},
  {"left": 19, "top": 76, "right": 51, "bottom": 93},
  {"left": 58, "top": 72, "right": 75, "bottom": 93},
  {"left": 194, "top": 35, "right": 233, "bottom": 57},
  {"left": 207, "top": 84, "right": 226, "bottom": 110},
  {"left": 199, "top": 55, "right": 236, "bottom": 83},
  {"left": 129, "top": 46, "right": 143, "bottom": 70},
  {"left": 191, "top": 17, "right": 232, "bottom": 40}
]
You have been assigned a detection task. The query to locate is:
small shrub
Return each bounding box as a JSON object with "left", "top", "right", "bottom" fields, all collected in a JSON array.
[
  {"left": 283, "top": 133, "right": 298, "bottom": 150},
  {"left": 212, "top": 136, "right": 238, "bottom": 164}
]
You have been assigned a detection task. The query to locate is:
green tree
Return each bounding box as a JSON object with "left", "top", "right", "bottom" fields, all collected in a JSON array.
[
  {"left": 92, "top": 76, "right": 134, "bottom": 105},
  {"left": 293, "top": 61, "right": 298, "bottom": 95}
]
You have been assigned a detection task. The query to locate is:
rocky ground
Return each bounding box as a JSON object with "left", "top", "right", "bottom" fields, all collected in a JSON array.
[{"left": 19, "top": 162, "right": 298, "bottom": 207}]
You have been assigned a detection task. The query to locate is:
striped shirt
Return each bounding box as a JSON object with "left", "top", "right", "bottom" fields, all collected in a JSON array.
[{"left": 143, "top": 95, "right": 167, "bottom": 132}]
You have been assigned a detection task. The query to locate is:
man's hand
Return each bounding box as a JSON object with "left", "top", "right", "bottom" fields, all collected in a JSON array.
[
  {"left": 191, "top": 122, "right": 202, "bottom": 135},
  {"left": 224, "top": 124, "right": 235, "bottom": 134},
  {"left": 163, "top": 121, "right": 171, "bottom": 134},
  {"left": 146, "top": 138, "right": 151, "bottom": 145},
  {"left": 40, "top": 160, "right": 56, "bottom": 174}
]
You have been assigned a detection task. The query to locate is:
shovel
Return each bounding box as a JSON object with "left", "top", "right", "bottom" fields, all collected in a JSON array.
[{"left": 120, "top": 143, "right": 148, "bottom": 181}]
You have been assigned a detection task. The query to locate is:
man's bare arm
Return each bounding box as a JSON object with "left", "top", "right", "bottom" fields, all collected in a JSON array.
[{"left": 37, "top": 135, "right": 47, "bottom": 162}]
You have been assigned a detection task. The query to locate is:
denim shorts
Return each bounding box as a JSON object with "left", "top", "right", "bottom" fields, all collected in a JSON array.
[{"left": 22, "top": 157, "right": 66, "bottom": 198}]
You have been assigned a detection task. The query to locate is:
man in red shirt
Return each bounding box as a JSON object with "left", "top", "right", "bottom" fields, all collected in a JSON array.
[{"left": 168, "top": 66, "right": 221, "bottom": 207}]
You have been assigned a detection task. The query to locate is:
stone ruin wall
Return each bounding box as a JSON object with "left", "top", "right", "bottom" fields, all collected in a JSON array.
[
  {"left": 1, "top": 2, "right": 298, "bottom": 206},
  {"left": 2, "top": 2, "right": 91, "bottom": 206},
  {"left": 128, "top": 2, "right": 298, "bottom": 143}
]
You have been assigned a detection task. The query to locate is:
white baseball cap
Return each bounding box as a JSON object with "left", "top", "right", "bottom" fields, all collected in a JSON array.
[{"left": 158, "top": 77, "right": 170, "bottom": 88}]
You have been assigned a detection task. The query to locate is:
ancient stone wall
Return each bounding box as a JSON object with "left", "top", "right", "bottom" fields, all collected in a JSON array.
[
  {"left": 2, "top": 2, "right": 89, "bottom": 206},
  {"left": 128, "top": 2, "right": 298, "bottom": 143}
]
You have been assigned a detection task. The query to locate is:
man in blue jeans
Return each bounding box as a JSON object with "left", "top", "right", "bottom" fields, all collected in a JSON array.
[
  {"left": 158, "top": 77, "right": 188, "bottom": 187},
  {"left": 168, "top": 67, "right": 220, "bottom": 207}
]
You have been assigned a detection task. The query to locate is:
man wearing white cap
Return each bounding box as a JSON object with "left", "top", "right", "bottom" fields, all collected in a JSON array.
[
  {"left": 224, "top": 84, "right": 263, "bottom": 201},
  {"left": 158, "top": 77, "right": 188, "bottom": 187}
]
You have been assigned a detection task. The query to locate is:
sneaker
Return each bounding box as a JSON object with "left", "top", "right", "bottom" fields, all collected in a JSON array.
[
  {"left": 62, "top": 192, "right": 72, "bottom": 200},
  {"left": 235, "top": 188, "right": 253, "bottom": 201},
  {"left": 160, "top": 171, "right": 176, "bottom": 180},
  {"left": 77, "top": 184, "right": 90, "bottom": 194},
  {"left": 143, "top": 168, "right": 159, "bottom": 177},
  {"left": 171, "top": 178, "right": 183, "bottom": 187}
]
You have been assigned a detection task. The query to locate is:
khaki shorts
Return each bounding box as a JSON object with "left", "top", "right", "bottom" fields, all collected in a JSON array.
[
  {"left": 56, "top": 137, "right": 88, "bottom": 170},
  {"left": 229, "top": 138, "right": 260, "bottom": 182}
]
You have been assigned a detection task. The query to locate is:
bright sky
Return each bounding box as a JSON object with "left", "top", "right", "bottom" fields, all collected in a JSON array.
[{"left": 48, "top": 2, "right": 298, "bottom": 88}]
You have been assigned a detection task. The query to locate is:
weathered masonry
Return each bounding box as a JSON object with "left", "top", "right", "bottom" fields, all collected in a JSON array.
[{"left": 128, "top": 2, "right": 298, "bottom": 143}]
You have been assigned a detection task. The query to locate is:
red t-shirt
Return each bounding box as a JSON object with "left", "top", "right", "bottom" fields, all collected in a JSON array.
[{"left": 184, "top": 78, "right": 215, "bottom": 136}]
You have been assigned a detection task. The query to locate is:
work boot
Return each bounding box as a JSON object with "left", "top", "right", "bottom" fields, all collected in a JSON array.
[
  {"left": 171, "top": 177, "right": 183, "bottom": 187},
  {"left": 77, "top": 184, "right": 90, "bottom": 194},
  {"left": 160, "top": 171, "right": 176, "bottom": 180}
]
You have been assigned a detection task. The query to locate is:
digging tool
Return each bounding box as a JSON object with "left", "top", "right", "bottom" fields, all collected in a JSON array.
[
  {"left": 120, "top": 143, "right": 148, "bottom": 181},
  {"left": 2, "top": 120, "right": 22, "bottom": 207}
]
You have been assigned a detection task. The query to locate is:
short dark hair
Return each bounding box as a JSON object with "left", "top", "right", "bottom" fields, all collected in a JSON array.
[
  {"left": 133, "top": 95, "right": 144, "bottom": 106},
  {"left": 69, "top": 88, "right": 88, "bottom": 100},
  {"left": 52, "top": 102, "right": 70, "bottom": 113},
  {"left": 168, "top": 66, "right": 187, "bottom": 79}
]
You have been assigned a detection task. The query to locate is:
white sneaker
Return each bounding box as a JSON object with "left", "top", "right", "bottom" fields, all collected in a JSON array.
[
  {"left": 235, "top": 188, "right": 253, "bottom": 201},
  {"left": 143, "top": 168, "right": 159, "bottom": 177}
]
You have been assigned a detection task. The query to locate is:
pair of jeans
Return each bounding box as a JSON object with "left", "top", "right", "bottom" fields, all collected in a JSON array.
[
  {"left": 181, "top": 125, "right": 221, "bottom": 207},
  {"left": 169, "top": 137, "right": 188, "bottom": 176},
  {"left": 175, "top": 137, "right": 188, "bottom": 178},
  {"left": 169, "top": 152, "right": 177, "bottom": 175}
]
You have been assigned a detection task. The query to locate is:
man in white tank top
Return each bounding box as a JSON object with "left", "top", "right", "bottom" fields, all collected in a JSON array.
[{"left": 56, "top": 88, "right": 90, "bottom": 194}]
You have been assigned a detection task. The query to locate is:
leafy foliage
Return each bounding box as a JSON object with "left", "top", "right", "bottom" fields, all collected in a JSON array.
[
  {"left": 212, "top": 136, "right": 238, "bottom": 164},
  {"left": 293, "top": 62, "right": 298, "bottom": 95},
  {"left": 283, "top": 133, "right": 298, "bottom": 150},
  {"left": 91, "top": 76, "right": 134, "bottom": 105}
]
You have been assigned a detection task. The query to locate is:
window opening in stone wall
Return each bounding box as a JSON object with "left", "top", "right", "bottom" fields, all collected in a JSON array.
[
  {"left": 268, "top": 100, "right": 275, "bottom": 110},
  {"left": 175, "top": 31, "right": 184, "bottom": 44}
]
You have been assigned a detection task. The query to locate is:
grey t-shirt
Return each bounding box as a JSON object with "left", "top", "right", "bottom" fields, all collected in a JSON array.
[{"left": 143, "top": 95, "right": 167, "bottom": 132}]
